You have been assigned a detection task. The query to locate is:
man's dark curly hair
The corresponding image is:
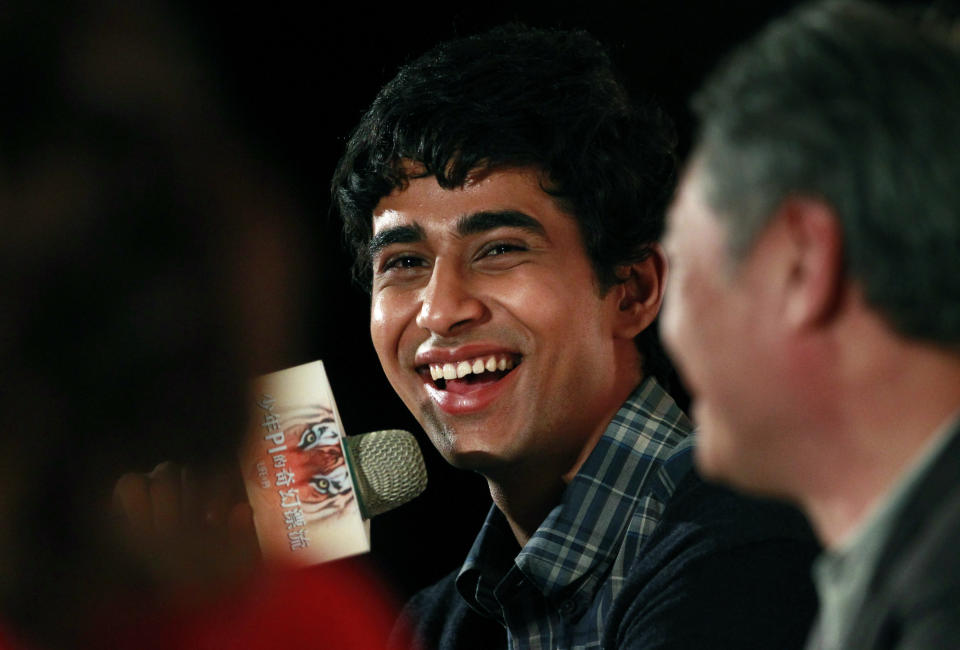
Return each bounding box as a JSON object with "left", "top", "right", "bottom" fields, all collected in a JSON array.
[{"left": 331, "top": 24, "right": 678, "bottom": 385}]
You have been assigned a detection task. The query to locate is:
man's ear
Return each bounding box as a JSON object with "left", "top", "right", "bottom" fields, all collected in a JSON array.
[
  {"left": 776, "top": 197, "right": 845, "bottom": 330},
  {"left": 610, "top": 244, "right": 666, "bottom": 339}
]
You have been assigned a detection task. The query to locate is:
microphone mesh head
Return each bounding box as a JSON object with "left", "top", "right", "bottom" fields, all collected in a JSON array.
[{"left": 344, "top": 429, "right": 427, "bottom": 518}]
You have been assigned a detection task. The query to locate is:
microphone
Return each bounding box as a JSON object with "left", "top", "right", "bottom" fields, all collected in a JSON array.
[
  {"left": 242, "top": 419, "right": 428, "bottom": 564},
  {"left": 344, "top": 429, "right": 427, "bottom": 518},
  {"left": 243, "top": 360, "right": 427, "bottom": 564}
]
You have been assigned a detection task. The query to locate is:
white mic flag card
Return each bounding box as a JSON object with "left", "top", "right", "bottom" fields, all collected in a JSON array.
[{"left": 239, "top": 360, "right": 370, "bottom": 566}]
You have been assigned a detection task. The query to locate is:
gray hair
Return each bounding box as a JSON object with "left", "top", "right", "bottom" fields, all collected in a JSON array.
[{"left": 692, "top": 0, "right": 960, "bottom": 346}]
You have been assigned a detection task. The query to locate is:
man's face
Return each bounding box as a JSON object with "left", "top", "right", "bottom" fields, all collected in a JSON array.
[
  {"left": 661, "top": 166, "right": 786, "bottom": 491},
  {"left": 369, "top": 167, "right": 632, "bottom": 479}
]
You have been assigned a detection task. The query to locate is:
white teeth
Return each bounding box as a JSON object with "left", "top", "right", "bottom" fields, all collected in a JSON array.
[{"left": 428, "top": 355, "right": 519, "bottom": 385}]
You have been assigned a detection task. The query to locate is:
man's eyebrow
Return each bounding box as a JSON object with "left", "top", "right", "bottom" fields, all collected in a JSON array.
[
  {"left": 456, "top": 210, "right": 547, "bottom": 238},
  {"left": 368, "top": 223, "right": 426, "bottom": 259}
]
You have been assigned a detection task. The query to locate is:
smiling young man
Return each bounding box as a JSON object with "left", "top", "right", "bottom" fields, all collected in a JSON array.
[
  {"left": 661, "top": 2, "right": 960, "bottom": 648},
  {"left": 333, "top": 25, "right": 819, "bottom": 650},
  {"left": 368, "top": 165, "right": 650, "bottom": 546}
]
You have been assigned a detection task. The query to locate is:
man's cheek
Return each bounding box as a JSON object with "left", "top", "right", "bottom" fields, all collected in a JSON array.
[{"left": 659, "top": 296, "right": 682, "bottom": 359}]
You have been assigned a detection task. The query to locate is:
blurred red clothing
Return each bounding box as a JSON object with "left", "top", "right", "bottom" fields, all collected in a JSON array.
[{"left": 91, "top": 559, "right": 403, "bottom": 650}]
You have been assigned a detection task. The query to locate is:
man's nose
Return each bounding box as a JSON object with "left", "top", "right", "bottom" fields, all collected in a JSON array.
[{"left": 415, "top": 261, "right": 486, "bottom": 336}]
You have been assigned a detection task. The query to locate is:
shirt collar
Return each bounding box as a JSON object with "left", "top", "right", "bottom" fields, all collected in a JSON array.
[{"left": 812, "top": 409, "right": 960, "bottom": 648}]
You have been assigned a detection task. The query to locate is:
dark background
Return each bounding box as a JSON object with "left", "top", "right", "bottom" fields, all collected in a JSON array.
[{"left": 161, "top": 0, "right": 804, "bottom": 601}]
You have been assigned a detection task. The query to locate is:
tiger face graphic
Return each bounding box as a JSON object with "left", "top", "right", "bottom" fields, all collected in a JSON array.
[{"left": 273, "top": 409, "right": 355, "bottom": 521}]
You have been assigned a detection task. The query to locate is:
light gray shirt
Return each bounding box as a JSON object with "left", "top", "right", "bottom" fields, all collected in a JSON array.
[{"left": 806, "top": 412, "right": 960, "bottom": 650}]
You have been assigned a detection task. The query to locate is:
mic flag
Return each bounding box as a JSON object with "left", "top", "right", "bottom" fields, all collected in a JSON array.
[{"left": 239, "top": 360, "right": 427, "bottom": 566}]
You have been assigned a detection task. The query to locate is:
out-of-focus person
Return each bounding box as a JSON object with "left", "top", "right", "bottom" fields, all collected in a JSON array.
[
  {"left": 662, "top": 1, "right": 960, "bottom": 648},
  {"left": 0, "top": 2, "right": 398, "bottom": 648}
]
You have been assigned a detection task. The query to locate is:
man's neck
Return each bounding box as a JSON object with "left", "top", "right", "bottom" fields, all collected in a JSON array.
[
  {"left": 488, "top": 471, "right": 566, "bottom": 547},
  {"left": 487, "top": 384, "right": 640, "bottom": 546},
  {"left": 482, "top": 362, "right": 644, "bottom": 547},
  {"left": 801, "top": 340, "right": 960, "bottom": 549}
]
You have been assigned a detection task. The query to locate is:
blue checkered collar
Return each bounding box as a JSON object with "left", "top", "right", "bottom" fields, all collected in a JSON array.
[{"left": 457, "top": 377, "right": 694, "bottom": 617}]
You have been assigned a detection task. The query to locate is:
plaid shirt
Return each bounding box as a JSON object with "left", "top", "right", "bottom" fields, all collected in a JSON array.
[{"left": 455, "top": 377, "right": 694, "bottom": 650}]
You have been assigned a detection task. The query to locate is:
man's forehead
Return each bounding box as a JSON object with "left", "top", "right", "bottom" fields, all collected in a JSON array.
[
  {"left": 372, "top": 207, "right": 411, "bottom": 233},
  {"left": 370, "top": 210, "right": 548, "bottom": 253},
  {"left": 664, "top": 166, "right": 706, "bottom": 242},
  {"left": 370, "top": 166, "right": 563, "bottom": 235}
]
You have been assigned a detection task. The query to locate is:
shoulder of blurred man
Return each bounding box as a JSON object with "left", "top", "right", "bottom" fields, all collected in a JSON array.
[{"left": 841, "top": 419, "right": 960, "bottom": 650}]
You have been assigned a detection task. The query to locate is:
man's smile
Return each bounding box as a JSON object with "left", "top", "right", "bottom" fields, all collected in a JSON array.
[
  {"left": 414, "top": 342, "right": 524, "bottom": 415},
  {"left": 420, "top": 354, "right": 521, "bottom": 389},
  {"left": 414, "top": 345, "right": 523, "bottom": 411},
  {"left": 421, "top": 358, "right": 522, "bottom": 414}
]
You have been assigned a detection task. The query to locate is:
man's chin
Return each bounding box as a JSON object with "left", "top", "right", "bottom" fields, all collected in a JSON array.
[
  {"left": 418, "top": 405, "right": 519, "bottom": 476},
  {"left": 689, "top": 405, "right": 742, "bottom": 485},
  {"left": 692, "top": 422, "right": 748, "bottom": 486},
  {"left": 693, "top": 433, "right": 791, "bottom": 500},
  {"left": 692, "top": 436, "right": 722, "bottom": 476},
  {"left": 440, "top": 447, "right": 509, "bottom": 476}
]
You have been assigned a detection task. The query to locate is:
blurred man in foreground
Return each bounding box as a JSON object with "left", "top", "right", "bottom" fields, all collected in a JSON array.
[
  {"left": 662, "top": 1, "right": 960, "bottom": 648},
  {"left": 0, "top": 3, "right": 396, "bottom": 648}
]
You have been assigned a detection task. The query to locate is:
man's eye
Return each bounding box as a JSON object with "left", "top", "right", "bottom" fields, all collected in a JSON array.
[
  {"left": 381, "top": 255, "right": 426, "bottom": 271},
  {"left": 481, "top": 243, "right": 526, "bottom": 258}
]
